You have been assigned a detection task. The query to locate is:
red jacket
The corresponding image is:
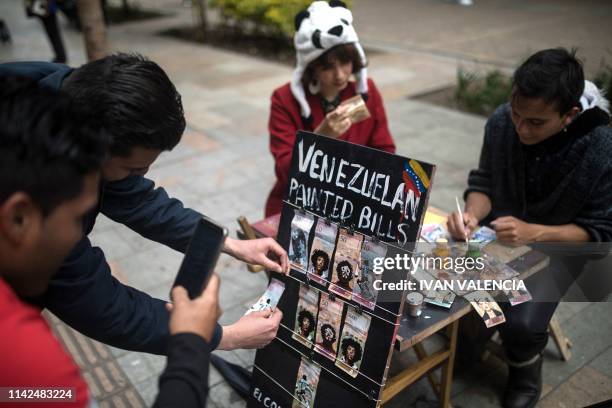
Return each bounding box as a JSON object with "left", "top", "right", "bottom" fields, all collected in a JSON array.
[
  {"left": 0, "top": 279, "right": 89, "bottom": 408},
  {"left": 265, "top": 78, "right": 396, "bottom": 217}
]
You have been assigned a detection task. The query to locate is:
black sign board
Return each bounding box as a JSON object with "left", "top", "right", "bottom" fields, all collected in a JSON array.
[{"left": 249, "top": 132, "right": 436, "bottom": 408}]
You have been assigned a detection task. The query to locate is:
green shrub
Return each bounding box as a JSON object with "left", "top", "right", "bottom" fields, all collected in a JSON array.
[
  {"left": 455, "top": 68, "right": 512, "bottom": 116},
  {"left": 209, "top": 0, "right": 352, "bottom": 37},
  {"left": 454, "top": 57, "right": 612, "bottom": 117}
]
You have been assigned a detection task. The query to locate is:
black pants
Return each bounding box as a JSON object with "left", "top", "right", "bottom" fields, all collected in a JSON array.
[
  {"left": 498, "top": 300, "right": 557, "bottom": 362},
  {"left": 38, "top": 13, "right": 67, "bottom": 63},
  {"left": 498, "top": 248, "right": 588, "bottom": 362}
]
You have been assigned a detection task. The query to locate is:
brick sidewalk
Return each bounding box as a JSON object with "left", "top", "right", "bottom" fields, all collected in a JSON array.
[{"left": 45, "top": 312, "right": 147, "bottom": 407}]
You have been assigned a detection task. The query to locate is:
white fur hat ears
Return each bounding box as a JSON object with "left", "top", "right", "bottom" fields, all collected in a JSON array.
[{"left": 291, "top": 1, "right": 368, "bottom": 121}]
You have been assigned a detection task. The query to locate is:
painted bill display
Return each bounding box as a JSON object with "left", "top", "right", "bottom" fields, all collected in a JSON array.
[{"left": 250, "top": 131, "right": 436, "bottom": 408}]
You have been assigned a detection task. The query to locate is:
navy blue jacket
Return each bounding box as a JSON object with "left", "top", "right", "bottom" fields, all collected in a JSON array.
[{"left": 0, "top": 62, "right": 223, "bottom": 354}]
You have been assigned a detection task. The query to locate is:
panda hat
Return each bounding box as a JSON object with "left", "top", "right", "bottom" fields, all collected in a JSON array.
[{"left": 292, "top": 0, "right": 368, "bottom": 121}]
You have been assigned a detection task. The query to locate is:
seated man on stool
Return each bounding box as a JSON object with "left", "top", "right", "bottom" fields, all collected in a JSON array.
[{"left": 448, "top": 48, "right": 612, "bottom": 408}]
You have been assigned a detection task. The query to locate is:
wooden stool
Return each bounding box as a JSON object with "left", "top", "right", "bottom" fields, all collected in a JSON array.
[
  {"left": 548, "top": 316, "right": 572, "bottom": 361},
  {"left": 237, "top": 216, "right": 266, "bottom": 274},
  {"left": 384, "top": 321, "right": 459, "bottom": 408}
]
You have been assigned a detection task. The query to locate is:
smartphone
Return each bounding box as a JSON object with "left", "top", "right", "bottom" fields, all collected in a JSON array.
[{"left": 172, "top": 216, "right": 228, "bottom": 299}]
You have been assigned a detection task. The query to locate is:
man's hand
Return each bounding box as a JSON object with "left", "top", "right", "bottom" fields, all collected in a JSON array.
[
  {"left": 314, "top": 105, "right": 352, "bottom": 138},
  {"left": 218, "top": 308, "right": 283, "bottom": 350},
  {"left": 491, "top": 216, "right": 540, "bottom": 245},
  {"left": 447, "top": 211, "right": 479, "bottom": 241},
  {"left": 166, "top": 274, "right": 222, "bottom": 342},
  {"left": 224, "top": 237, "right": 289, "bottom": 274}
]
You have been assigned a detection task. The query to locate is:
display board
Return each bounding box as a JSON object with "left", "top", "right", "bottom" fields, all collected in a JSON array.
[{"left": 249, "top": 131, "right": 436, "bottom": 408}]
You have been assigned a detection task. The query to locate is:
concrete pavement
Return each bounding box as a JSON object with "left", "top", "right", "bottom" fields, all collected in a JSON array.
[{"left": 1, "top": 0, "right": 611, "bottom": 406}]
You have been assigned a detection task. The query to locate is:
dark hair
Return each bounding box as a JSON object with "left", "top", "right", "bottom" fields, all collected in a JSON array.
[
  {"left": 302, "top": 43, "right": 365, "bottom": 87},
  {"left": 341, "top": 337, "right": 363, "bottom": 363},
  {"left": 310, "top": 249, "right": 330, "bottom": 272},
  {"left": 0, "top": 76, "right": 107, "bottom": 216},
  {"left": 320, "top": 323, "right": 336, "bottom": 341},
  {"left": 62, "top": 53, "right": 185, "bottom": 157},
  {"left": 512, "top": 48, "right": 584, "bottom": 115},
  {"left": 336, "top": 260, "right": 353, "bottom": 277},
  {"left": 297, "top": 309, "right": 315, "bottom": 336}
]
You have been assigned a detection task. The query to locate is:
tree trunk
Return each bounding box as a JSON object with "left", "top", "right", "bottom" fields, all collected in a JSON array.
[
  {"left": 76, "top": 0, "right": 109, "bottom": 61},
  {"left": 192, "top": 0, "right": 208, "bottom": 41}
]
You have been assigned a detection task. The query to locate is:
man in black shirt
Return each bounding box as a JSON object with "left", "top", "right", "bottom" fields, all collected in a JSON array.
[{"left": 448, "top": 48, "right": 611, "bottom": 408}]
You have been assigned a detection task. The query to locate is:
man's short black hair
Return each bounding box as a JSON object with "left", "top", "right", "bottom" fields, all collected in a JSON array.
[
  {"left": 0, "top": 76, "right": 107, "bottom": 216},
  {"left": 513, "top": 48, "right": 585, "bottom": 115},
  {"left": 61, "top": 53, "right": 185, "bottom": 157}
]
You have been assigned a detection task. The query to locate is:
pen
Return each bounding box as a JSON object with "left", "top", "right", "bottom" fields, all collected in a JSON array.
[{"left": 455, "top": 196, "right": 469, "bottom": 242}]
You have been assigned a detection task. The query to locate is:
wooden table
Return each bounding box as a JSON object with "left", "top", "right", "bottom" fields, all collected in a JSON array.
[
  {"left": 370, "top": 207, "right": 459, "bottom": 406},
  {"left": 239, "top": 208, "right": 549, "bottom": 408},
  {"left": 383, "top": 208, "right": 547, "bottom": 407}
]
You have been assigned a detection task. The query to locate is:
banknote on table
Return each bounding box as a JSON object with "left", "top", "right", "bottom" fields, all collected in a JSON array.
[
  {"left": 420, "top": 223, "right": 448, "bottom": 243},
  {"left": 423, "top": 289, "right": 456, "bottom": 309},
  {"left": 464, "top": 290, "right": 505, "bottom": 328},
  {"left": 504, "top": 286, "right": 532, "bottom": 306},
  {"left": 471, "top": 226, "right": 496, "bottom": 245}
]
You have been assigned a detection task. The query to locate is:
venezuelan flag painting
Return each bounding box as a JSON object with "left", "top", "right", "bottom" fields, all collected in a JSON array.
[{"left": 402, "top": 159, "right": 431, "bottom": 197}]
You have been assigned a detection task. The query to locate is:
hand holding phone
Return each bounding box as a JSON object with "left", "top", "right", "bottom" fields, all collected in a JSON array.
[
  {"left": 168, "top": 275, "right": 222, "bottom": 342},
  {"left": 172, "top": 216, "right": 228, "bottom": 299}
]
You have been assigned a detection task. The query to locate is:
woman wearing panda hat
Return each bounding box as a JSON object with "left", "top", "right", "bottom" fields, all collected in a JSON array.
[{"left": 265, "top": 0, "right": 396, "bottom": 217}]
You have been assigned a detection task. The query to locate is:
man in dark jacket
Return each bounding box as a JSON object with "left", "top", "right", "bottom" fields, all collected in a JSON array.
[
  {"left": 0, "top": 77, "right": 222, "bottom": 408},
  {"left": 448, "top": 48, "right": 612, "bottom": 408},
  {"left": 0, "top": 54, "right": 288, "bottom": 356}
]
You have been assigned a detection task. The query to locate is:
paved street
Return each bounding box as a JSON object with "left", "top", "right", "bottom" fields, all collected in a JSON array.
[{"left": 1, "top": 0, "right": 611, "bottom": 406}]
